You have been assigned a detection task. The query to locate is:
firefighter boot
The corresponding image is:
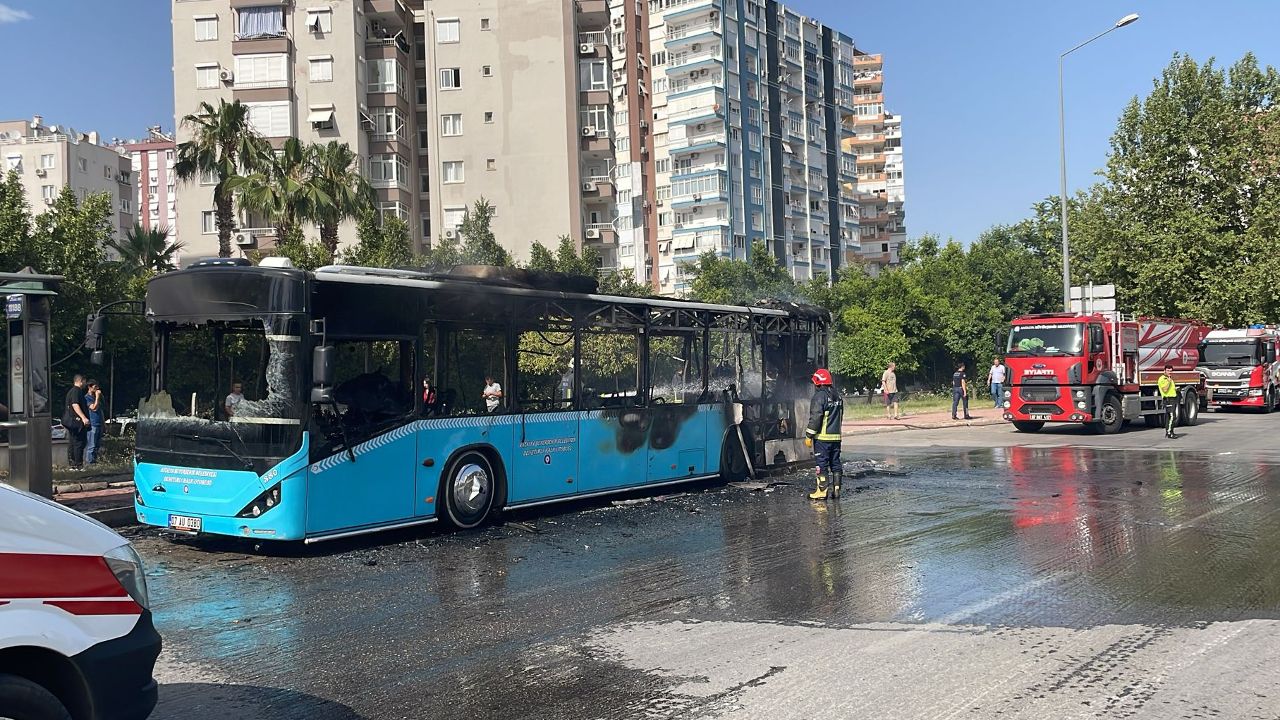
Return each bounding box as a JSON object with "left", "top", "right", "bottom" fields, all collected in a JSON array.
[
  {"left": 808, "top": 474, "right": 828, "bottom": 500},
  {"left": 830, "top": 469, "right": 842, "bottom": 499}
]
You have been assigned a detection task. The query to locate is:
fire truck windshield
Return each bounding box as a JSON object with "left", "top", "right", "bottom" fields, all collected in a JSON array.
[
  {"left": 1200, "top": 341, "right": 1260, "bottom": 367},
  {"left": 1007, "top": 323, "right": 1083, "bottom": 356}
]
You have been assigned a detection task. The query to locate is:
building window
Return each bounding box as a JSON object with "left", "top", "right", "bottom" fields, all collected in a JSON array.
[
  {"left": 483, "top": 111, "right": 494, "bottom": 124},
  {"left": 201, "top": 211, "right": 217, "bottom": 234},
  {"left": 436, "top": 18, "right": 460, "bottom": 43},
  {"left": 580, "top": 60, "right": 607, "bottom": 90},
  {"left": 442, "top": 161, "right": 464, "bottom": 184},
  {"left": 77, "top": 157, "right": 88, "bottom": 173},
  {"left": 481, "top": 65, "right": 493, "bottom": 77},
  {"left": 369, "top": 58, "right": 406, "bottom": 94},
  {"left": 121, "top": 198, "right": 132, "bottom": 214},
  {"left": 486, "top": 158, "right": 496, "bottom": 171},
  {"left": 371, "top": 108, "right": 402, "bottom": 139},
  {"left": 653, "top": 77, "right": 668, "bottom": 93},
  {"left": 652, "top": 51, "right": 667, "bottom": 66},
  {"left": 655, "top": 158, "right": 670, "bottom": 173},
  {"left": 194, "top": 15, "right": 218, "bottom": 41},
  {"left": 195, "top": 64, "right": 220, "bottom": 89},
  {"left": 235, "top": 6, "right": 285, "bottom": 39},
  {"left": 480, "top": 17, "right": 491, "bottom": 30},
  {"left": 751, "top": 186, "right": 763, "bottom": 205},
  {"left": 245, "top": 101, "right": 292, "bottom": 137},
  {"left": 440, "top": 113, "right": 462, "bottom": 136},
  {"left": 309, "top": 56, "right": 334, "bottom": 83},
  {"left": 420, "top": 170, "right": 430, "bottom": 193},
  {"left": 369, "top": 154, "right": 409, "bottom": 188},
  {"left": 580, "top": 105, "right": 609, "bottom": 132},
  {"left": 443, "top": 206, "right": 466, "bottom": 230},
  {"left": 439, "top": 67, "right": 461, "bottom": 90},
  {"left": 41, "top": 185, "right": 55, "bottom": 201},
  {"left": 234, "top": 53, "right": 289, "bottom": 89},
  {"left": 751, "top": 212, "right": 763, "bottom": 231},
  {"left": 200, "top": 167, "right": 218, "bottom": 185},
  {"left": 38, "top": 154, "right": 55, "bottom": 169},
  {"left": 305, "top": 8, "right": 332, "bottom": 33}
]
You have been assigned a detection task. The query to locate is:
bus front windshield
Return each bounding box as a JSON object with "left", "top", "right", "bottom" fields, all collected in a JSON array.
[
  {"left": 1200, "top": 342, "right": 1261, "bottom": 367},
  {"left": 135, "top": 317, "right": 304, "bottom": 473},
  {"left": 1007, "top": 323, "right": 1083, "bottom": 357}
]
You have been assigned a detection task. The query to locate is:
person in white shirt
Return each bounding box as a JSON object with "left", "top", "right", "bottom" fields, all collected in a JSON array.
[
  {"left": 987, "top": 358, "right": 1007, "bottom": 409},
  {"left": 224, "top": 381, "right": 245, "bottom": 418},
  {"left": 482, "top": 376, "right": 503, "bottom": 413}
]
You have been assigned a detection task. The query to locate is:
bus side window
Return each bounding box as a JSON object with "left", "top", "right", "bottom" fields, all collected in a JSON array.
[
  {"left": 649, "top": 332, "right": 705, "bottom": 404},
  {"left": 517, "top": 330, "right": 574, "bottom": 412},
  {"left": 580, "top": 332, "right": 640, "bottom": 409},
  {"left": 442, "top": 327, "right": 507, "bottom": 415}
]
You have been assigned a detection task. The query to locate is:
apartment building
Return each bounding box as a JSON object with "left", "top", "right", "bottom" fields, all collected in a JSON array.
[
  {"left": 171, "top": 0, "right": 423, "bottom": 262},
  {"left": 609, "top": 0, "right": 906, "bottom": 294},
  {"left": 118, "top": 128, "right": 179, "bottom": 246},
  {"left": 415, "top": 0, "right": 615, "bottom": 263},
  {"left": 0, "top": 116, "right": 134, "bottom": 239},
  {"left": 844, "top": 51, "right": 906, "bottom": 273}
]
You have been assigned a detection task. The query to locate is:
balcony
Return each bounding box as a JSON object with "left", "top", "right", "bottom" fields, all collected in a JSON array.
[
  {"left": 670, "top": 169, "right": 728, "bottom": 208},
  {"left": 667, "top": 130, "right": 726, "bottom": 155},
  {"left": 581, "top": 176, "right": 615, "bottom": 199},
  {"left": 575, "top": 0, "right": 608, "bottom": 29},
  {"left": 856, "top": 153, "right": 885, "bottom": 165},
  {"left": 577, "top": 31, "right": 608, "bottom": 58},
  {"left": 852, "top": 92, "right": 884, "bottom": 105},
  {"left": 583, "top": 222, "right": 616, "bottom": 243},
  {"left": 667, "top": 90, "right": 726, "bottom": 126},
  {"left": 667, "top": 48, "right": 723, "bottom": 75},
  {"left": 365, "top": 0, "right": 409, "bottom": 29},
  {"left": 662, "top": 0, "right": 720, "bottom": 23},
  {"left": 852, "top": 53, "right": 883, "bottom": 68},
  {"left": 665, "top": 21, "right": 721, "bottom": 49},
  {"left": 232, "top": 33, "right": 290, "bottom": 55},
  {"left": 852, "top": 72, "right": 882, "bottom": 87},
  {"left": 366, "top": 34, "right": 411, "bottom": 57},
  {"left": 580, "top": 128, "right": 613, "bottom": 154},
  {"left": 854, "top": 113, "right": 886, "bottom": 126}
]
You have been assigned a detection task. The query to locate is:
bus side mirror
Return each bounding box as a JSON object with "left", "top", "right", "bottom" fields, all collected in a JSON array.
[
  {"left": 313, "top": 345, "right": 334, "bottom": 387},
  {"left": 85, "top": 314, "right": 107, "bottom": 351}
]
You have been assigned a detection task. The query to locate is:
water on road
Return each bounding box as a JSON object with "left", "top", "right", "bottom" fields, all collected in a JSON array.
[{"left": 132, "top": 445, "right": 1280, "bottom": 719}]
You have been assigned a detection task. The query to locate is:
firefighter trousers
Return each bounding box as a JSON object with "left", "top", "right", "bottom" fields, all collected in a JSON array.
[{"left": 813, "top": 439, "right": 842, "bottom": 475}]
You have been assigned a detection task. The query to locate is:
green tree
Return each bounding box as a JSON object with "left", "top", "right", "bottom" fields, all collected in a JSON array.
[
  {"left": 687, "top": 240, "right": 794, "bottom": 305},
  {"left": 457, "top": 198, "right": 512, "bottom": 266},
  {"left": 109, "top": 223, "right": 184, "bottom": 275},
  {"left": 423, "top": 231, "right": 462, "bottom": 268},
  {"left": 1069, "top": 53, "right": 1280, "bottom": 324},
  {"left": 267, "top": 226, "right": 332, "bottom": 271},
  {"left": 342, "top": 210, "right": 414, "bottom": 268},
  {"left": 174, "top": 100, "right": 269, "bottom": 258},
  {"left": 308, "top": 141, "right": 375, "bottom": 260},
  {"left": 225, "top": 137, "right": 325, "bottom": 247}
]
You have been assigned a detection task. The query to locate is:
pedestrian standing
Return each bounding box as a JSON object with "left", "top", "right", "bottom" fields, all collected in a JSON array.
[
  {"left": 84, "top": 379, "right": 104, "bottom": 465},
  {"left": 62, "top": 374, "right": 90, "bottom": 470},
  {"left": 952, "top": 362, "right": 974, "bottom": 420},
  {"left": 881, "top": 362, "right": 900, "bottom": 420},
  {"left": 483, "top": 375, "right": 503, "bottom": 413},
  {"left": 224, "top": 381, "right": 245, "bottom": 418},
  {"left": 804, "top": 368, "right": 845, "bottom": 501},
  {"left": 1158, "top": 364, "right": 1180, "bottom": 439},
  {"left": 987, "top": 357, "right": 1006, "bottom": 409}
]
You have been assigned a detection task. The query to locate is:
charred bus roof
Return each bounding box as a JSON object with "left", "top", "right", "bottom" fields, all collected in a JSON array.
[{"left": 147, "top": 261, "right": 308, "bottom": 322}]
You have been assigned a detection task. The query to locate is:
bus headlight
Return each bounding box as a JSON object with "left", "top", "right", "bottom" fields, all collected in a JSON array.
[
  {"left": 1003, "top": 401, "right": 1011, "bottom": 409},
  {"left": 1076, "top": 401, "right": 1087, "bottom": 409},
  {"left": 1074, "top": 390, "right": 1085, "bottom": 399},
  {"left": 236, "top": 485, "right": 282, "bottom": 519}
]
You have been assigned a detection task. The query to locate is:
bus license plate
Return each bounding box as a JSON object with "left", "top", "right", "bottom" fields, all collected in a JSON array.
[
  {"left": 169, "top": 514, "right": 202, "bottom": 533},
  {"left": 1029, "top": 413, "right": 1052, "bottom": 421}
]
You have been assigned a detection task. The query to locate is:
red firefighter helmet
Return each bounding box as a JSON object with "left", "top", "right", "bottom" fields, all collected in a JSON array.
[{"left": 811, "top": 368, "right": 833, "bottom": 386}]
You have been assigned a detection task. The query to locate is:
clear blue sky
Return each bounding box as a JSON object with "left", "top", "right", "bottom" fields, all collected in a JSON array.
[{"left": 2, "top": 1, "right": 1278, "bottom": 244}]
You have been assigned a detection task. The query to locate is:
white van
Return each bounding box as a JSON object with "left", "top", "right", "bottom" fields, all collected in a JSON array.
[{"left": 0, "top": 482, "right": 161, "bottom": 720}]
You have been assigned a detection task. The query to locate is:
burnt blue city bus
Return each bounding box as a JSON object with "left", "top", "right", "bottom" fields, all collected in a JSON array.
[{"left": 133, "top": 259, "right": 828, "bottom": 542}]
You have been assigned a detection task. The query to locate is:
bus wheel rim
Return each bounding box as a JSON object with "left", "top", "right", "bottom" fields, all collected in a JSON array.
[{"left": 453, "top": 462, "right": 490, "bottom": 514}]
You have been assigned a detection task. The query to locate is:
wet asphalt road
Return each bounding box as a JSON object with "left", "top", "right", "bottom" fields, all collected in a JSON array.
[{"left": 132, "top": 419, "right": 1280, "bottom": 719}]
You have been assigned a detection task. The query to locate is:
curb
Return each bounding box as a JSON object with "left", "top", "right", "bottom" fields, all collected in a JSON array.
[
  {"left": 844, "top": 418, "right": 1006, "bottom": 436},
  {"left": 83, "top": 505, "right": 137, "bottom": 529}
]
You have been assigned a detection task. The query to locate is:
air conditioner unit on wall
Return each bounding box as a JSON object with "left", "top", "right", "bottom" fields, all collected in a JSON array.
[
  {"left": 579, "top": 43, "right": 594, "bottom": 55},
  {"left": 585, "top": 228, "right": 601, "bottom": 239},
  {"left": 582, "top": 126, "right": 597, "bottom": 137},
  {"left": 219, "top": 69, "right": 234, "bottom": 83},
  {"left": 583, "top": 181, "right": 597, "bottom": 192},
  {"left": 444, "top": 229, "right": 458, "bottom": 239},
  {"left": 34, "top": 168, "right": 46, "bottom": 177},
  {"left": 235, "top": 233, "right": 254, "bottom": 247}
]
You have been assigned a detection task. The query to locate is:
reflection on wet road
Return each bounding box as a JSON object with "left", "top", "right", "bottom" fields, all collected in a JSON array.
[{"left": 136, "top": 446, "right": 1280, "bottom": 719}]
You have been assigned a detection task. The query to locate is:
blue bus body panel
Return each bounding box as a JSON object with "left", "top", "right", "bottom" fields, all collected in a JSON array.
[
  {"left": 505, "top": 412, "right": 579, "bottom": 503},
  {"left": 646, "top": 405, "right": 707, "bottom": 482},
  {"left": 576, "top": 410, "right": 649, "bottom": 494},
  {"left": 305, "top": 424, "right": 419, "bottom": 535},
  {"left": 134, "top": 435, "right": 311, "bottom": 540},
  {"left": 411, "top": 416, "right": 516, "bottom": 514}
]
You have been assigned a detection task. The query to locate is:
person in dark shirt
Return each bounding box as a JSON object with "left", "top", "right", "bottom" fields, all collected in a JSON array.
[
  {"left": 952, "top": 362, "right": 974, "bottom": 421},
  {"left": 62, "top": 374, "right": 90, "bottom": 470},
  {"left": 84, "top": 378, "right": 105, "bottom": 464}
]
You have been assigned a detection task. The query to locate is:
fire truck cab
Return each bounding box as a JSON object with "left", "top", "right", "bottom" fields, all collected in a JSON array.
[{"left": 1198, "top": 326, "right": 1280, "bottom": 412}]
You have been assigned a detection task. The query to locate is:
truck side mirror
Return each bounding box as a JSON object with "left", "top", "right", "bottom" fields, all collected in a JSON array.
[
  {"left": 312, "top": 345, "right": 334, "bottom": 387},
  {"left": 1268, "top": 347, "right": 1277, "bottom": 364},
  {"left": 84, "top": 314, "right": 107, "bottom": 351}
]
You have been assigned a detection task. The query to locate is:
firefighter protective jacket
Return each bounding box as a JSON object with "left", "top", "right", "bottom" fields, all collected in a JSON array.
[{"left": 805, "top": 386, "right": 844, "bottom": 442}]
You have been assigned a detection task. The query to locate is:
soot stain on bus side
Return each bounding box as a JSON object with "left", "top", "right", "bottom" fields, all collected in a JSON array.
[{"left": 602, "top": 405, "right": 700, "bottom": 455}]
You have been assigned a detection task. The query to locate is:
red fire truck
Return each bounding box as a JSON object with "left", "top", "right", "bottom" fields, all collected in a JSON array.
[
  {"left": 1001, "top": 313, "right": 1209, "bottom": 434},
  {"left": 1198, "top": 326, "right": 1280, "bottom": 411}
]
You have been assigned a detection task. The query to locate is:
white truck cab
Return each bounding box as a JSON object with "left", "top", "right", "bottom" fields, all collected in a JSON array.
[{"left": 0, "top": 482, "right": 161, "bottom": 720}]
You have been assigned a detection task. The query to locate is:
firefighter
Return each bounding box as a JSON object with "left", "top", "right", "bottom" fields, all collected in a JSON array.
[
  {"left": 1158, "top": 364, "right": 1180, "bottom": 439},
  {"left": 804, "top": 368, "right": 845, "bottom": 500}
]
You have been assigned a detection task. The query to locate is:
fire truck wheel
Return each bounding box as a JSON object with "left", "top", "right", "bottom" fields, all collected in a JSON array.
[
  {"left": 1011, "top": 421, "right": 1044, "bottom": 433},
  {"left": 0, "top": 673, "right": 73, "bottom": 720},
  {"left": 1180, "top": 391, "right": 1200, "bottom": 426},
  {"left": 1263, "top": 388, "right": 1274, "bottom": 414},
  {"left": 1098, "top": 395, "right": 1124, "bottom": 434}
]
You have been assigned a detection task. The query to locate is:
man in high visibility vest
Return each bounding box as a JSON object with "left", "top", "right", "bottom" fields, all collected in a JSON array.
[
  {"left": 805, "top": 368, "right": 844, "bottom": 500},
  {"left": 1158, "top": 364, "right": 1180, "bottom": 439}
]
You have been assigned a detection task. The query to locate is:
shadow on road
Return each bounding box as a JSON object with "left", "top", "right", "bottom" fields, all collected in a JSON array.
[{"left": 156, "top": 683, "right": 364, "bottom": 720}]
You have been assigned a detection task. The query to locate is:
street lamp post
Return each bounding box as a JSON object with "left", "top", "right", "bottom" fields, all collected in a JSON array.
[{"left": 1059, "top": 13, "right": 1139, "bottom": 311}]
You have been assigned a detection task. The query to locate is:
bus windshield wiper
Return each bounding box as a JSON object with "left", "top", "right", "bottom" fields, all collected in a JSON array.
[{"left": 175, "top": 433, "right": 254, "bottom": 470}]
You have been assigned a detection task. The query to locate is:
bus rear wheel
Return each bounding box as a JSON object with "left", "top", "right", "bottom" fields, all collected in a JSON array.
[{"left": 441, "top": 450, "right": 498, "bottom": 530}]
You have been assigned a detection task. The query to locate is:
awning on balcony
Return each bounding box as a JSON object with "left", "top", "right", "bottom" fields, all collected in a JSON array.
[{"left": 307, "top": 106, "right": 335, "bottom": 124}]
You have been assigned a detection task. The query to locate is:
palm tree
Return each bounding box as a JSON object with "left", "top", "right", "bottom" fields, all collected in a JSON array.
[
  {"left": 225, "top": 137, "right": 327, "bottom": 244},
  {"left": 109, "top": 223, "right": 185, "bottom": 274},
  {"left": 308, "top": 141, "right": 375, "bottom": 259},
  {"left": 173, "top": 100, "right": 269, "bottom": 257}
]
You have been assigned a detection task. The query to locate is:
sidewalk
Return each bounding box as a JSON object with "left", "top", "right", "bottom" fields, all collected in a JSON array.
[
  {"left": 53, "top": 474, "right": 135, "bottom": 528},
  {"left": 843, "top": 407, "right": 1006, "bottom": 435}
]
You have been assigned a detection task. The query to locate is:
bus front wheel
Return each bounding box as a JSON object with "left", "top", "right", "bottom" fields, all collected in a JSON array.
[{"left": 441, "top": 450, "right": 498, "bottom": 529}]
